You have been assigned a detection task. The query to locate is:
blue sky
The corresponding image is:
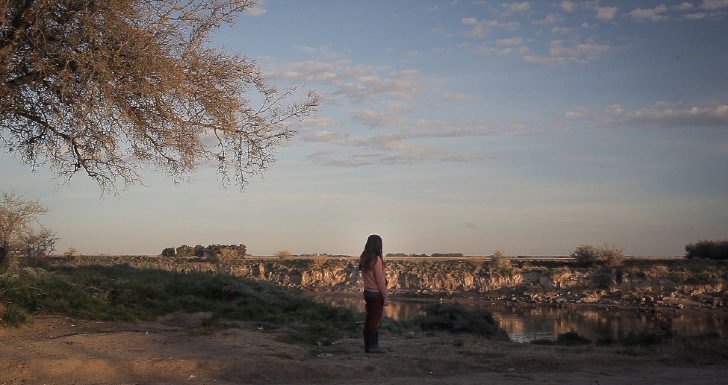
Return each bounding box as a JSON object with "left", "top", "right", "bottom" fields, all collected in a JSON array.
[{"left": 2, "top": 0, "right": 728, "bottom": 257}]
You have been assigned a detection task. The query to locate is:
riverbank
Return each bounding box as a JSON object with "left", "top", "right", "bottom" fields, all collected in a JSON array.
[
  {"left": 2, "top": 313, "right": 727, "bottom": 385},
  {"left": 3, "top": 256, "right": 728, "bottom": 384},
  {"left": 46, "top": 255, "right": 728, "bottom": 314}
]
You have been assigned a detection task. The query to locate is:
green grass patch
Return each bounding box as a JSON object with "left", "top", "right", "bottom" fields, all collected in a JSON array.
[{"left": 0, "top": 263, "right": 363, "bottom": 343}]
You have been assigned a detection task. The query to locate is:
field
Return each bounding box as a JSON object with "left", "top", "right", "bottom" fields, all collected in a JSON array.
[{"left": 1, "top": 256, "right": 727, "bottom": 384}]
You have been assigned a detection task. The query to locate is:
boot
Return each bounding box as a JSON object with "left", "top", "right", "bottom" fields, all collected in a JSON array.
[
  {"left": 366, "top": 331, "right": 385, "bottom": 353},
  {"left": 363, "top": 330, "right": 369, "bottom": 353}
]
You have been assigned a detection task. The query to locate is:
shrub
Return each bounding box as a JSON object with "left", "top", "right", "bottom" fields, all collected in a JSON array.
[
  {"left": 215, "top": 247, "right": 245, "bottom": 264},
  {"left": 571, "top": 244, "right": 597, "bottom": 265},
  {"left": 275, "top": 250, "right": 293, "bottom": 260},
  {"left": 175, "top": 245, "right": 194, "bottom": 257},
  {"left": 556, "top": 331, "right": 592, "bottom": 345},
  {"left": 620, "top": 331, "right": 666, "bottom": 346},
  {"left": 685, "top": 239, "right": 728, "bottom": 260},
  {"left": 412, "top": 302, "right": 504, "bottom": 337},
  {"left": 571, "top": 244, "right": 625, "bottom": 267},
  {"left": 489, "top": 250, "right": 513, "bottom": 273}
]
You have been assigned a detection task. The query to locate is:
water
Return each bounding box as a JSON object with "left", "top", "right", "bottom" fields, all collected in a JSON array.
[{"left": 307, "top": 293, "right": 728, "bottom": 343}]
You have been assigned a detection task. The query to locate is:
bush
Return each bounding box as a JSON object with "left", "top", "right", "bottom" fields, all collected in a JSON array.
[
  {"left": 275, "top": 250, "right": 293, "bottom": 260},
  {"left": 685, "top": 239, "right": 728, "bottom": 260},
  {"left": 412, "top": 302, "right": 504, "bottom": 337},
  {"left": 571, "top": 244, "right": 625, "bottom": 267},
  {"left": 489, "top": 250, "right": 513, "bottom": 274},
  {"left": 557, "top": 330, "right": 592, "bottom": 345}
]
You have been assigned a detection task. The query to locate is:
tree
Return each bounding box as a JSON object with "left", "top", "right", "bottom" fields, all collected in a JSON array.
[
  {"left": 685, "top": 239, "right": 728, "bottom": 260},
  {"left": 0, "top": 191, "right": 57, "bottom": 264},
  {"left": 1, "top": 0, "right": 319, "bottom": 194}
]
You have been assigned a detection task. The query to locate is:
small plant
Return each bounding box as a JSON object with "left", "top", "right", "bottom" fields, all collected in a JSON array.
[
  {"left": 275, "top": 250, "right": 293, "bottom": 260},
  {"left": 556, "top": 330, "right": 592, "bottom": 345},
  {"left": 62, "top": 247, "right": 80, "bottom": 257},
  {"left": 489, "top": 250, "right": 513, "bottom": 274},
  {"left": 619, "top": 331, "right": 666, "bottom": 347},
  {"left": 412, "top": 302, "right": 505, "bottom": 337},
  {"left": 571, "top": 244, "right": 625, "bottom": 268}
]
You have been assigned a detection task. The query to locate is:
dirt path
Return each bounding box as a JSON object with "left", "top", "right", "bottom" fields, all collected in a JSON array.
[{"left": 1, "top": 313, "right": 726, "bottom": 385}]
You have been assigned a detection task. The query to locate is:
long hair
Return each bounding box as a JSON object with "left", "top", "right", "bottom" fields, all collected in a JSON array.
[{"left": 359, "top": 234, "right": 383, "bottom": 272}]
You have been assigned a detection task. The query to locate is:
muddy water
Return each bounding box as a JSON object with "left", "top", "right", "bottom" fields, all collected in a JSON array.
[{"left": 307, "top": 293, "right": 728, "bottom": 343}]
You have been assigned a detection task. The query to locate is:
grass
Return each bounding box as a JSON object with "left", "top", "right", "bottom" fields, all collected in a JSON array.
[
  {"left": 0, "top": 262, "right": 363, "bottom": 343},
  {"left": 528, "top": 329, "right": 728, "bottom": 363},
  {"left": 3, "top": 256, "right": 726, "bottom": 360},
  {"left": 1, "top": 260, "right": 514, "bottom": 344}
]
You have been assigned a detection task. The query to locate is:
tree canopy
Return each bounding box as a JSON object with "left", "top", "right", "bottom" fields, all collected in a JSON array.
[{"left": 0, "top": 0, "right": 319, "bottom": 194}]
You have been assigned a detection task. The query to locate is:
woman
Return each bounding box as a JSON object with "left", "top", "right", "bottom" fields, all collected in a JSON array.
[{"left": 359, "top": 234, "right": 388, "bottom": 353}]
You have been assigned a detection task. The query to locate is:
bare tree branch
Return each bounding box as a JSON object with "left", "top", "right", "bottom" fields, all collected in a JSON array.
[{"left": 1, "top": 0, "right": 318, "bottom": 195}]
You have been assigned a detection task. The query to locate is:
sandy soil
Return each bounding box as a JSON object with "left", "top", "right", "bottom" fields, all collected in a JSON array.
[{"left": 1, "top": 312, "right": 727, "bottom": 385}]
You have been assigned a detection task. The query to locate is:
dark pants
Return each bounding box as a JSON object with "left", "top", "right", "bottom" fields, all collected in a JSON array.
[{"left": 363, "top": 291, "right": 384, "bottom": 332}]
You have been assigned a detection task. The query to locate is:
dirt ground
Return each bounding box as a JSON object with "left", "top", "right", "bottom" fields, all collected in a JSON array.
[{"left": 1, "top": 313, "right": 727, "bottom": 385}]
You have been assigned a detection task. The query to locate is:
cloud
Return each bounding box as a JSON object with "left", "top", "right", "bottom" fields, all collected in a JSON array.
[
  {"left": 537, "top": 13, "right": 562, "bottom": 24},
  {"left": 672, "top": 2, "right": 695, "bottom": 11},
  {"left": 629, "top": 104, "right": 728, "bottom": 126},
  {"left": 561, "top": 1, "right": 576, "bottom": 13},
  {"left": 571, "top": 103, "right": 728, "bottom": 128},
  {"left": 243, "top": 2, "right": 266, "bottom": 16},
  {"left": 301, "top": 117, "right": 339, "bottom": 129},
  {"left": 596, "top": 7, "right": 618, "bottom": 21},
  {"left": 460, "top": 18, "right": 520, "bottom": 39},
  {"left": 441, "top": 92, "right": 481, "bottom": 101},
  {"left": 496, "top": 37, "right": 524, "bottom": 46},
  {"left": 300, "top": 119, "right": 499, "bottom": 167},
  {"left": 525, "top": 39, "right": 610, "bottom": 65},
  {"left": 627, "top": 5, "right": 669, "bottom": 22},
  {"left": 270, "top": 57, "right": 424, "bottom": 104},
  {"left": 502, "top": 2, "right": 530, "bottom": 15},
  {"left": 564, "top": 107, "right": 590, "bottom": 119},
  {"left": 304, "top": 149, "right": 484, "bottom": 167},
  {"left": 351, "top": 108, "right": 408, "bottom": 128},
  {"left": 701, "top": 0, "right": 728, "bottom": 11}
]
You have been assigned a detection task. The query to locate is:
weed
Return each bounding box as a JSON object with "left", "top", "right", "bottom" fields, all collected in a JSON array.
[
  {"left": 556, "top": 331, "right": 592, "bottom": 345},
  {"left": 412, "top": 302, "right": 505, "bottom": 337}
]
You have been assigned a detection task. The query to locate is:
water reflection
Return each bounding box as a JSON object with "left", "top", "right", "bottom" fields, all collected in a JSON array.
[{"left": 307, "top": 293, "right": 728, "bottom": 343}]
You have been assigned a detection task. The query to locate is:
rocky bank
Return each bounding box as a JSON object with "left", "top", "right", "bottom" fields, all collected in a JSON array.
[{"left": 55, "top": 255, "right": 728, "bottom": 312}]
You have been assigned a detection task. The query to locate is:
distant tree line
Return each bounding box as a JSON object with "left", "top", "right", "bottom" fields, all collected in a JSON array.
[
  {"left": 384, "top": 252, "right": 464, "bottom": 258},
  {"left": 430, "top": 252, "right": 465, "bottom": 258},
  {"left": 161, "top": 244, "right": 247, "bottom": 262},
  {"left": 685, "top": 239, "right": 728, "bottom": 260}
]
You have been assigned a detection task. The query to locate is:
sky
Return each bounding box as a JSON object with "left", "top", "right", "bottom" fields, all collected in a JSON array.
[{"left": 2, "top": 0, "right": 728, "bottom": 257}]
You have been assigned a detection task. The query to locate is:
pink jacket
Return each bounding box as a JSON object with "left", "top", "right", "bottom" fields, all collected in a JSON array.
[{"left": 361, "top": 256, "right": 388, "bottom": 301}]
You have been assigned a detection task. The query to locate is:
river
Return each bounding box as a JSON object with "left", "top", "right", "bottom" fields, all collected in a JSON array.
[{"left": 307, "top": 293, "right": 728, "bottom": 343}]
